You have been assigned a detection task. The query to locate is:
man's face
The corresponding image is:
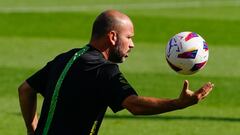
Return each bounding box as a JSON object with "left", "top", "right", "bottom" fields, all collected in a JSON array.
[{"left": 109, "top": 20, "right": 134, "bottom": 63}]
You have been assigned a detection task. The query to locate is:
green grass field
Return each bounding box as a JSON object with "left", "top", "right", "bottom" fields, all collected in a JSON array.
[{"left": 0, "top": 0, "right": 240, "bottom": 134}]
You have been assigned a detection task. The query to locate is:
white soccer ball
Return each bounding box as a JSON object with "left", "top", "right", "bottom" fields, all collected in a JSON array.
[{"left": 165, "top": 31, "right": 209, "bottom": 75}]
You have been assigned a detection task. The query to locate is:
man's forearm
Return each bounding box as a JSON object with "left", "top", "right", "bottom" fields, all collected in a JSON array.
[
  {"left": 18, "top": 82, "right": 38, "bottom": 134},
  {"left": 123, "top": 81, "right": 213, "bottom": 115},
  {"left": 133, "top": 97, "right": 183, "bottom": 115},
  {"left": 123, "top": 95, "right": 184, "bottom": 115}
]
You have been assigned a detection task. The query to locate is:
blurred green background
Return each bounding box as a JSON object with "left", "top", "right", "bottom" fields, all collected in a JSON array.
[{"left": 0, "top": 0, "right": 240, "bottom": 135}]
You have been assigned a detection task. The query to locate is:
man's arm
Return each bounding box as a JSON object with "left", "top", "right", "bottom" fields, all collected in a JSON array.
[
  {"left": 18, "top": 81, "right": 38, "bottom": 135},
  {"left": 122, "top": 80, "right": 214, "bottom": 115}
]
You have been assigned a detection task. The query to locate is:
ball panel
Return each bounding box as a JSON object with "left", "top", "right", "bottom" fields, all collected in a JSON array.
[
  {"left": 184, "top": 32, "right": 199, "bottom": 41},
  {"left": 178, "top": 49, "right": 198, "bottom": 59},
  {"left": 190, "top": 61, "right": 207, "bottom": 72},
  {"left": 166, "top": 58, "right": 182, "bottom": 72},
  {"left": 203, "top": 41, "right": 208, "bottom": 51}
]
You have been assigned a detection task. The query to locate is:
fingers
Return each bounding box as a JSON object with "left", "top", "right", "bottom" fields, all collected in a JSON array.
[
  {"left": 182, "top": 80, "right": 189, "bottom": 92},
  {"left": 195, "top": 82, "right": 214, "bottom": 100},
  {"left": 178, "top": 81, "right": 214, "bottom": 108}
]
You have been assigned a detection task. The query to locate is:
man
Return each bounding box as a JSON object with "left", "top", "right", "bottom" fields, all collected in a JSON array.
[{"left": 18, "top": 10, "right": 214, "bottom": 135}]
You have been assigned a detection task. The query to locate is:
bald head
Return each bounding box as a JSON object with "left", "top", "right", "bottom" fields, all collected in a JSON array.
[{"left": 91, "top": 10, "right": 133, "bottom": 39}]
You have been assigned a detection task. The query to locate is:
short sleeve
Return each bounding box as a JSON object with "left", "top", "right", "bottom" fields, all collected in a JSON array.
[
  {"left": 102, "top": 64, "right": 138, "bottom": 113},
  {"left": 26, "top": 62, "right": 52, "bottom": 96}
]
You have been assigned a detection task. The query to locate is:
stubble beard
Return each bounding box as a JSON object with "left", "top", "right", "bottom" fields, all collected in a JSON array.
[{"left": 109, "top": 44, "right": 124, "bottom": 63}]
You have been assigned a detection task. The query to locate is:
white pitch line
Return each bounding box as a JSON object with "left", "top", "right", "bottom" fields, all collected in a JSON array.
[{"left": 0, "top": 1, "right": 239, "bottom": 13}]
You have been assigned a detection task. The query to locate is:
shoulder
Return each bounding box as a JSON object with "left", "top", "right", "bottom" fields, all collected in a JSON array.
[
  {"left": 101, "top": 63, "right": 120, "bottom": 74},
  {"left": 54, "top": 48, "right": 80, "bottom": 61},
  {"left": 98, "top": 63, "right": 121, "bottom": 80}
]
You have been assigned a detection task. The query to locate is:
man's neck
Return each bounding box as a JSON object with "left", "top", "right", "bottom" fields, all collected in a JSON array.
[{"left": 89, "top": 39, "right": 109, "bottom": 60}]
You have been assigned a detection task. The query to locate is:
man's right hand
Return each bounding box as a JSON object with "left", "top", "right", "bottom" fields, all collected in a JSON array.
[{"left": 178, "top": 80, "right": 214, "bottom": 108}]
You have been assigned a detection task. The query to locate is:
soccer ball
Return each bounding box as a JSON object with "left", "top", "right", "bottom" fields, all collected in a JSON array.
[{"left": 165, "top": 32, "right": 209, "bottom": 75}]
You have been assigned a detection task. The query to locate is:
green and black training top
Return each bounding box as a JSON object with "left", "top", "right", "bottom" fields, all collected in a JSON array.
[{"left": 26, "top": 45, "right": 137, "bottom": 135}]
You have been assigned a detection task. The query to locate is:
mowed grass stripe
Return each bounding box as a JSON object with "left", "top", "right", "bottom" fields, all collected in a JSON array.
[
  {"left": 0, "top": 37, "right": 88, "bottom": 68},
  {"left": 0, "top": 12, "right": 239, "bottom": 45},
  {"left": 0, "top": 0, "right": 239, "bottom": 13},
  {"left": 0, "top": 37, "right": 239, "bottom": 77},
  {"left": 0, "top": 37, "right": 240, "bottom": 77},
  {"left": 1, "top": 65, "right": 240, "bottom": 106}
]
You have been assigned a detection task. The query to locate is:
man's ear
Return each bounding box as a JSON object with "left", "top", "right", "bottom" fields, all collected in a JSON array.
[{"left": 108, "top": 31, "right": 117, "bottom": 46}]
